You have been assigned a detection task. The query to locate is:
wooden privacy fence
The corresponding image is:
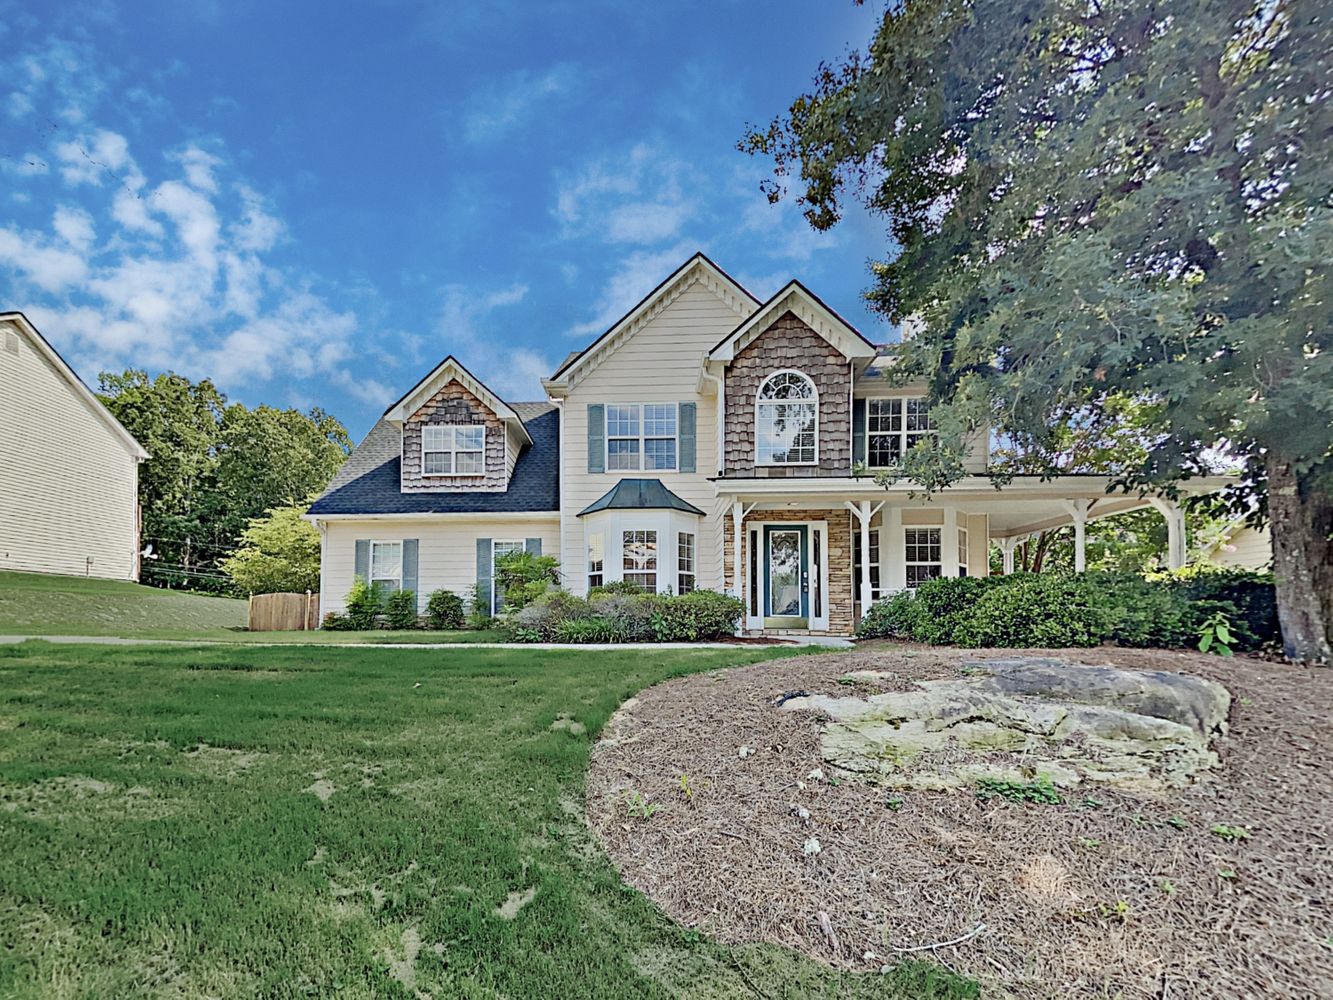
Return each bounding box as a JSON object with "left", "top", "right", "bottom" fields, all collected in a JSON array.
[{"left": 248, "top": 591, "right": 320, "bottom": 631}]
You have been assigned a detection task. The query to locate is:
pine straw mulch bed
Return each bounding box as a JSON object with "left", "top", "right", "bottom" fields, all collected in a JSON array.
[{"left": 586, "top": 644, "right": 1332, "bottom": 999}]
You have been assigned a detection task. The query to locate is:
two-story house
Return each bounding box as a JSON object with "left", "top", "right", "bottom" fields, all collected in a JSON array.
[{"left": 307, "top": 253, "right": 1230, "bottom": 636}]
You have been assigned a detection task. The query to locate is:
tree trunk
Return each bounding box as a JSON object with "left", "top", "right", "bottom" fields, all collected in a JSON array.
[{"left": 1265, "top": 453, "right": 1333, "bottom": 664}]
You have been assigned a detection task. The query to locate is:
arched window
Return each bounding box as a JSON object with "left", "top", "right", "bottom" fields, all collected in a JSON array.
[{"left": 756, "top": 370, "right": 817, "bottom": 465}]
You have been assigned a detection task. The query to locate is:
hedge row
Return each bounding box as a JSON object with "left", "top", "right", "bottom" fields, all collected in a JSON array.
[
  {"left": 856, "top": 568, "right": 1278, "bottom": 650},
  {"left": 503, "top": 588, "right": 744, "bottom": 643}
]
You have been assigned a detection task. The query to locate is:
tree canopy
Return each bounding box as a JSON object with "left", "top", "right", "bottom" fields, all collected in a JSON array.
[
  {"left": 220, "top": 502, "right": 322, "bottom": 596},
  {"left": 745, "top": 0, "right": 1330, "bottom": 660},
  {"left": 99, "top": 370, "right": 350, "bottom": 591}
]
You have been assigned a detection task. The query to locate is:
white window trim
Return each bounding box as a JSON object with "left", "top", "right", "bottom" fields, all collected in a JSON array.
[
  {"left": 863, "top": 397, "right": 936, "bottom": 469},
  {"left": 422, "top": 423, "right": 487, "bottom": 478},
  {"left": 604, "top": 403, "right": 679, "bottom": 473},
  {"left": 957, "top": 526, "right": 969, "bottom": 577},
  {"left": 369, "top": 540, "right": 403, "bottom": 591},
  {"left": 755, "top": 369, "right": 819, "bottom": 467},
  {"left": 676, "top": 531, "right": 696, "bottom": 595},
  {"left": 903, "top": 527, "right": 943, "bottom": 589},
  {"left": 491, "top": 538, "right": 524, "bottom": 613},
  {"left": 621, "top": 528, "right": 659, "bottom": 593}
]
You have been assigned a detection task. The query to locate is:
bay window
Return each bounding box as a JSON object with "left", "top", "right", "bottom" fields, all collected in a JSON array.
[
  {"left": 622, "top": 529, "right": 658, "bottom": 592},
  {"left": 677, "top": 532, "right": 696, "bottom": 594}
]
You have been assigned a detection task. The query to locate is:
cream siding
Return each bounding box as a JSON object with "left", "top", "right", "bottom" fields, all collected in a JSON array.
[
  {"left": 0, "top": 321, "right": 141, "bottom": 580},
  {"left": 558, "top": 281, "right": 741, "bottom": 595},
  {"left": 319, "top": 515, "right": 561, "bottom": 616},
  {"left": 1209, "top": 524, "right": 1272, "bottom": 571}
]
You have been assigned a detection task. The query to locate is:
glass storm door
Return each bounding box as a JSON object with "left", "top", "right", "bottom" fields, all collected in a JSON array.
[{"left": 764, "top": 526, "right": 809, "bottom": 627}]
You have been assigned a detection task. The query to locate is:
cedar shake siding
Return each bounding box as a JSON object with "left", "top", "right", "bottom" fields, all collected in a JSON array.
[
  {"left": 401, "top": 381, "right": 507, "bottom": 492},
  {"left": 723, "top": 312, "right": 852, "bottom": 477}
]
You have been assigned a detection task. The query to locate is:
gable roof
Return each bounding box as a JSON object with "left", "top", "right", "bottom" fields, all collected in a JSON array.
[
  {"left": 308, "top": 403, "right": 559, "bottom": 516},
  {"left": 0, "top": 311, "right": 149, "bottom": 461},
  {"left": 545, "top": 252, "right": 759, "bottom": 390},
  {"left": 382, "top": 354, "right": 532, "bottom": 446},
  {"left": 706, "top": 280, "right": 878, "bottom": 364},
  {"left": 577, "top": 477, "right": 705, "bottom": 517}
]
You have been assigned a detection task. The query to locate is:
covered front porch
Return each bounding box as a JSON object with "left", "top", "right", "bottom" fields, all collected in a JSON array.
[{"left": 715, "top": 475, "right": 1232, "bottom": 637}]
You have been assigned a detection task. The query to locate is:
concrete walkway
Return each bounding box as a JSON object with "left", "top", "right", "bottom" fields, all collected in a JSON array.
[{"left": 0, "top": 634, "right": 852, "bottom": 650}]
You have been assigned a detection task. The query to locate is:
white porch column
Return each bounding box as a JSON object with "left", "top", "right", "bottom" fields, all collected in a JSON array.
[
  {"left": 1064, "top": 499, "right": 1092, "bottom": 573},
  {"left": 1150, "top": 497, "right": 1187, "bottom": 569},
  {"left": 858, "top": 501, "right": 872, "bottom": 610},
  {"left": 998, "top": 536, "right": 1018, "bottom": 575}
]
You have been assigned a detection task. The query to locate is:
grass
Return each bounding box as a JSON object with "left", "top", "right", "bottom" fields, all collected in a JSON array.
[
  {"left": 0, "top": 641, "right": 977, "bottom": 999},
  {"left": 0, "top": 571, "right": 247, "bottom": 637}
]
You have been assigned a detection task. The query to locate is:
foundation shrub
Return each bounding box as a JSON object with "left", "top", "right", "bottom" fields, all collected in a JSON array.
[
  {"left": 1155, "top": 566, "right": 1279, "bottom": 651},
  {"left": 951, "top": 574, "right": 1111, "bottom": 647},
  {"left": 502, "top": 588, "right": 743, "bottom": 644},
  {"left": 649, "top": 590, "right": 745, "bottom": 642},
  {"left": 343, "top": 578, "right": 384, "bottom": 631},
  {"left": 383, "top": 589, "right": 419, "bottom": 630},
  {"left": 908, "top": 576, "right": 1000, "bottom": 644},
  {"left": 424, "top": 589, "right": 465, "bottom": 630}
]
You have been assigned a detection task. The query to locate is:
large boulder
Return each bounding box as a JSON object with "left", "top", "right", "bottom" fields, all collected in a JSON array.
[{"left": 781, "top": 659, "right": 1231, "bottom": 794}]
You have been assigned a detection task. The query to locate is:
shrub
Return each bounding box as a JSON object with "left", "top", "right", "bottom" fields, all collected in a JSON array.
[
  {"left": 1163, "top": 566, "right": 1279, "bottom": 651},
  {"left": 856, "top": 589, "right": 921, "bottom": 640},
  {"left": 1091, "top": 573, "right": 1197, "bottom": 648},
  {"left": 649, "top": 590, "right": 744, "bottom": 641},
  {"left": 466, "top": 581, "right": 495, "bottom": 630},
  {"left": 951, "top": 573, "right": 1111, "bottom": 648},
  {"left": 506, "top": 590, "right": 594, "bottom": 642},
  {"left": 587, "top": 592, "right": 660, "bottom": 641},
  {"left": 321, "top": 611, "right": 352, "bottom": 631},
  {"left": 383, "top": 589, "right": 419, "bottom": 630},
  {"left": 552, "top": 617, "right": 618, "bottom": 643},
  {"left": 588, "top": 580, "right": 649, "bottom": 598},
  {"left": 907, "top": 576, "right": 998, "bottom": 644},
  {"left": 494, "top": 550, "right": 560, "bottom": 611},
  {"left": 424, "top": 589, "right": 465, "bottom": 630},
  {"left": 344, "top": 578, "right": 383, "bottom": 630}
]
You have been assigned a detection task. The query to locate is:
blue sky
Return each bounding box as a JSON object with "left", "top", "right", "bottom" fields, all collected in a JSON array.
[{"left": 0, "top": 1, "right": 892, "bottom": 437}]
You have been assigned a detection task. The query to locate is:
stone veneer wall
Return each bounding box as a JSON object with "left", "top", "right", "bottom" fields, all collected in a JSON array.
[
  {"left": 723, "top": 311, "right": 852, "bottom": 477},
  {"left": 401, "top": 381, "right": 507, "bottom": 492},
  {"left": 723, "top": 507, "right": 854, "bottom": 635}
]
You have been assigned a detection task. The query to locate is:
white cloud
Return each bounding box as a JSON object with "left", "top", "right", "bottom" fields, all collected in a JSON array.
[
  {"left": 54, "top": 128, "right": 133, "bottom": 186},
  {"left": 0, "top": 226, "right": 89, "bottom": 293},
  {"left": 566, "top": 242, "right": 696, "bottom": 338},
  {"left": 173, "top": 146, "right": 223, "bottom": 194},
  {"left": 52, "top": 205, "right": 95, "bottom": 251},
  {"left": 432, "top": 282, "right": 552, "bottom": 400},
  {"left": 553, "top": 142, "right": 696, "bottom": 245},
  {"left": 463, "top": 64, "right": 579, "bottom": 143}
]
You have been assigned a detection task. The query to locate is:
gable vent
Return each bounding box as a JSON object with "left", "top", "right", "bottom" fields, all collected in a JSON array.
[{"left": 2, "top": 328, "right": 18, "bottom": 355}]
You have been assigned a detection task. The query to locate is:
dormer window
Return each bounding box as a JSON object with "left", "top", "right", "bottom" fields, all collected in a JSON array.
[
  {"left": 756, "top": 370, "right": 817, "bottom": 465},
  {"left": 422, "top": 424, "right": 485, "bottom": 476}
]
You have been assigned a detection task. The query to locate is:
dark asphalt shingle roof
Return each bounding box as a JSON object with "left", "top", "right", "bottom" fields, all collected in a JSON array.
[
  {"left": 308, "top": 402, "right": 559, "bottom": 515},
  {"left": 577, "top": 478, "right": 705, "bottom": 517}
]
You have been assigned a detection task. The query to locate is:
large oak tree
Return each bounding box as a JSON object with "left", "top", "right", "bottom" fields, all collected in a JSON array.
[{"left": 745, "top": 0, "right": 1331, "bottom": 661}]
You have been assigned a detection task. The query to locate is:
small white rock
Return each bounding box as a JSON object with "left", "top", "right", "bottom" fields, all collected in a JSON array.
[
  {"left": 797, "top": 780, "right": 806, "bottom": 791},
  {"left": 413, "top": 682, "right": 422, "bottom": 688},
  {"left": 796, "top": 806, "right": 811, "bottom": 822},
  {"left": 863, "top": 950, "right": 878, "bottom": 962},
  {"left": 738, "top": 746, "right": 754, "bottom": 759},
  {"left": 807, "top": 768, "right": 825, "bottom": 782},
  {"left": 803, "top": 837, "right": 822, "bottom": 856}
]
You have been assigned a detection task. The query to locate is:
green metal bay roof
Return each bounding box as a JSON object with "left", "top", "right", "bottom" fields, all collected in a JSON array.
[{"left": 577, "top": 478, "right": 706, "bottom": 517}]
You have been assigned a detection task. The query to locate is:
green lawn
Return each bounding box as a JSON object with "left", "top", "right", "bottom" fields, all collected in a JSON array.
[
  {"left": 0, "top": 642, "right": 975, "bottom": 999},
  {"left": 0, "top": 571, "right": 247, "bottom": 637}
]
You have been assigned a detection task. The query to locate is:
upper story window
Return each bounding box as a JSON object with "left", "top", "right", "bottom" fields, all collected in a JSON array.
[
  {"left": 866, "top": 398, "right": 935, "bottom": 466},
  {"left": 607, "top": 403, "right": 677, "bottom": 471},
  {"left": 756, "top": 371, "right": 817, "bottom": 465},
  {"left": 422, "top": 424, "right": 485, "bottom": 476}
]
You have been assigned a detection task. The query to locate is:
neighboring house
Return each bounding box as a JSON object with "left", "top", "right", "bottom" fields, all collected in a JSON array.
[
  {"left": 0, "top": 312, "right": 149, "bottom": 581},
  {"left": 1205, "top": 521, "right": 1273, "bottom": 571},
  {"left": 308, "top": 254, "right": 1233, "bottom": 635}
]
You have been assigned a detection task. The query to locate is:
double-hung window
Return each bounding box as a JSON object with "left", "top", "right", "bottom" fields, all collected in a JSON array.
[
  {"left": 677, "top": 532, "right": 696, "bottom": 594},
  {"left": 587, "top": 533, "right": 604, "bottom": 590},
  {"left": 607, "top": 404, "right": 677, "bottom": 471},
  {"left": 957, "top": 527, "right": 969, "bottom": 578},
  {"left": 757, "top": 371, "right": 817, "bottom": 465},
  {"left": 422, "top": 424, "right": 485, "bottom": 476},
  {"left": 369, "top": 540, "right": 403, "bottom": 592},
  {"left": 904, "top": 528, "right": 942, "bottom": 588},
  {"left": 865, "top": 398, "right": 935, "bottom": 467},
  {"left": 622, "top": 530, "right": 658, "bottom": 592}
]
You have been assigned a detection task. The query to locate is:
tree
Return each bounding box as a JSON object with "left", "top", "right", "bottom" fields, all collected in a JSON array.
[
  {"left": 745, "top": 0, "right": 1331, "bottom": 661},
  {"left": 220, "top": 503, "right": 322, "bottom": 595},
  {"left": 99, "top": 371, "right": 351, "bottom": 590}
]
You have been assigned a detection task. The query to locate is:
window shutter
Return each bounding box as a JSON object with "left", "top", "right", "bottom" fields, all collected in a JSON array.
[
  {"left": 476, "top": 538, "right": 493, "bottom": 614},
  {"left": 402, "top": 539, "right": 419, "bottom": 604},
  {"left": 524, "top": 537, "right": 542, "bottom": 556},
  {"left": 587, "top": 404, "right": 605, "bottom": 473},
  {"left": 354, "top": 539, "right": 370, "bottom": 580},
  {"left": 678, "top": 402, "right": 696, "bottom": 473},
  {"left": 852, "top": 399, "right": 867, "bottom": 466}
]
